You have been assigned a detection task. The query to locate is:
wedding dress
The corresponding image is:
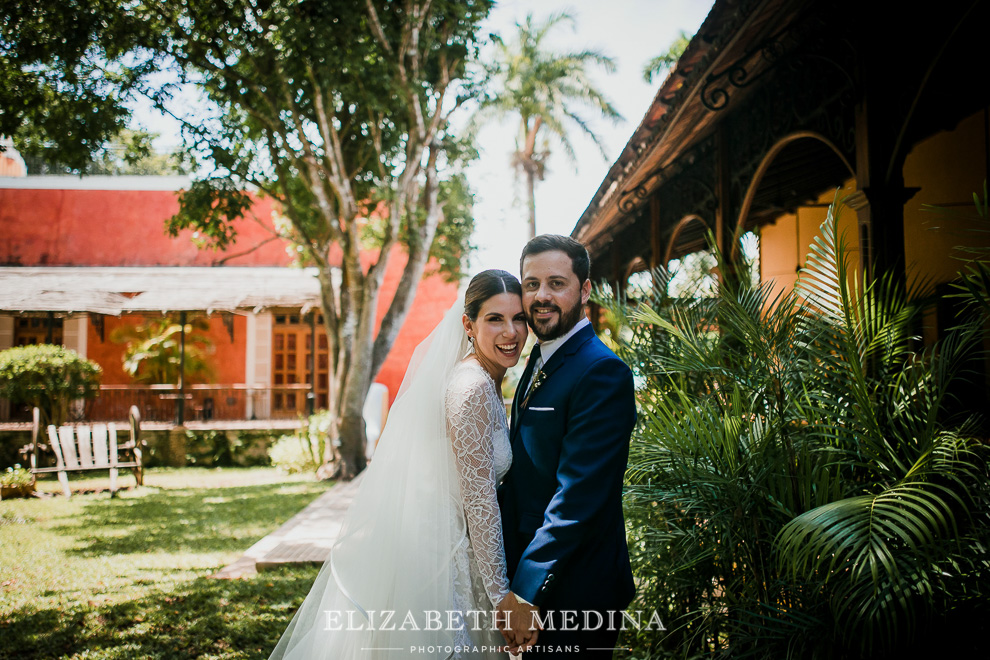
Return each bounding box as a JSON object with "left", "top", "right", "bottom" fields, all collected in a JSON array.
[{"left": 269, "top": 303, "right": 512, "bottom": 660}]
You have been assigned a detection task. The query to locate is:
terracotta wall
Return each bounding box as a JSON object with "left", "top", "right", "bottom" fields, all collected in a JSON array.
[
  {"left": 0, "top": 187, "right": 287, "bottom": 266},
  {"left": 0, "top": 183, "right": 458, "bottom": 404}
]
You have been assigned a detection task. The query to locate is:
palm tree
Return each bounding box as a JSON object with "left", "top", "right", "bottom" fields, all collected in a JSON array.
[
  {"left": 479, "top": 12, "right": 621, "bottom": 238},
  {"left": 110, "top": 315, "right": 214, "bottom": 384},
  {"left": 642, "top": 29, "right": 690, "bottom": 83}
]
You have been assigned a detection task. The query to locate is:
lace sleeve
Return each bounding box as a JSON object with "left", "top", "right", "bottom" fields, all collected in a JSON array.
[{"left": 445, "top": 369, "right": 510, "bottom": 608}]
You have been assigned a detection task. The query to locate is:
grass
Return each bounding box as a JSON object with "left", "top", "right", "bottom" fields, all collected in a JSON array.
[{"left": 0, "top": 467, "right": 328, "bottom": 659}]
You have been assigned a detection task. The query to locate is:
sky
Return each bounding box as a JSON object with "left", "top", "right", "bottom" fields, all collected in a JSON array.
[
  {"left": 465, "top": 0, "right": 715, "bottom": 273},
  {"left": 134, "top": 0, "right": 716, "bottom": 275}
]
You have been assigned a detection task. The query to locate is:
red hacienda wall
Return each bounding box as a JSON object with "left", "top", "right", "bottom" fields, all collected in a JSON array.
[{"left": 0, "top": 184, "right": 458, "bottom": 404}]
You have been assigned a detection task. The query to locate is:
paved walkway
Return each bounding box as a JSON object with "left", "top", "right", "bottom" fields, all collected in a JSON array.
[{"left": 212, "top": 473, "right": 364, "bottom": 579}]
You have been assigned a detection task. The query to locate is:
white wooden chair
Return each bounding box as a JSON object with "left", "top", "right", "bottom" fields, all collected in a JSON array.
[
  {"left": 363, "top": 382, "right": 389, "bottom": 460},
  {"left": 27, "top": 406, "right": 145, "bottom": 497}
]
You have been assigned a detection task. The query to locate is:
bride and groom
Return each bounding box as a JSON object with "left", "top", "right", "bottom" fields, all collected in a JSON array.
[{"left": 270, "top": 235, "right": 637, "bottom": 659}]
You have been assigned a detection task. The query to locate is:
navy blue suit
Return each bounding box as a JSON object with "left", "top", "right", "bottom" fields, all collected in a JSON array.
[{"left": 499, "top": 323, "right": 636, "bottom": 656}]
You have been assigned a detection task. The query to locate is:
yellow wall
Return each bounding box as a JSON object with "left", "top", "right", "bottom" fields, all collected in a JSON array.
[
  {"left": 902, "top": 108, "right": 990, "bottom": 400},
  {"left": 754, "top": 108, "right": 988, "bottom": 365},
  {"left": 903, "top": 108, "right": 989, "bottom": 290},
  {"left": 759, "top": 179, "right": 860, "bottom": 300},
  {"left": 758, "top": 108, "right": 990, "bottom": 317}
]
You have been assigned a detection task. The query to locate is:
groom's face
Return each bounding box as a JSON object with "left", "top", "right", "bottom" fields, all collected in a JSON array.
[{"left": 521, "top": 249, "right": 591, "bottom": 342}]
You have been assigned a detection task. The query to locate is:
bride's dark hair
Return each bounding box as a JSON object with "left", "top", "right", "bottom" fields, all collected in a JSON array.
[{"left": 464, "top": 269, "right": 522, "bottom": 320}]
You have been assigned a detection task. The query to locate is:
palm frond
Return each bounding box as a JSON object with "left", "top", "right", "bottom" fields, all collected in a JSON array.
[{"left": 776, "top": 483, "right": 964, "bottom": 584}]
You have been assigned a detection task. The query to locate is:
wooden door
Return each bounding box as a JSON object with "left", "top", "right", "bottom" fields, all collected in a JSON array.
[{"left": 272, "top": 311, "right": 330, "bottom": 415}]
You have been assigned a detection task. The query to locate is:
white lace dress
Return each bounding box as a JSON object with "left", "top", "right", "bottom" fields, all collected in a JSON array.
[{"left": 444, "top": 359, "right": 513, "bottom": 660}]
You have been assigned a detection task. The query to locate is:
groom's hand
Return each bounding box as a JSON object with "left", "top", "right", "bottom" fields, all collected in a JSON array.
[{"left": 496, "top": 592, "right": 541, "bottom": 653}]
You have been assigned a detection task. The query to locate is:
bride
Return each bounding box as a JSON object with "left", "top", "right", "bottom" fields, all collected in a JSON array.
[{"left": 270, "top": 269, "right": 537, "bottom": 659}]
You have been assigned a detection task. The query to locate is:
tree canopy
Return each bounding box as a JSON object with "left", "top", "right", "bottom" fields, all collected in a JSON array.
[
  {"left": 0, "top": 0, "right": 157, "bottom": 170},
  {"left": 2, "top": 0, "right": 494, "bottom": 477}
]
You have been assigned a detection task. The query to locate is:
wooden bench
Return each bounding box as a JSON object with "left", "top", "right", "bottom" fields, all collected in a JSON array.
[{"left": 23, "top": 406, "right": 145, "bottom": 498}]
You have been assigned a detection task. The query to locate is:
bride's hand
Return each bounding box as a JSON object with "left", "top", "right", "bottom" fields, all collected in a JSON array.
[{"left": 496, "top": 592, "right": 540, "bottom": 653}]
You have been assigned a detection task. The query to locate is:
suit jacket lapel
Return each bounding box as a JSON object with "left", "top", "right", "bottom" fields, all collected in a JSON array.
[{"left": 538, "top": 324, "right": 596, "bottom": 380}]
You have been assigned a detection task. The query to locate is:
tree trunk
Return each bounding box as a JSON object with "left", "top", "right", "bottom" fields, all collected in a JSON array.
[
  {"left": 525, "top": 165, "right": 537, "bottom": 240},
  {"left": 335, "top": 405, "right": 367, "bottom": 479},
  {"left": 522, "top": 117, "right": 542, "bottom": 240}
]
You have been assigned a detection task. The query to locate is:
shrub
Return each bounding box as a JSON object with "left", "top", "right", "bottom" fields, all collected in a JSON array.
[
  {"left": 602, "top": 202, "right": 990, "bottom": 658},
  {"left": 0, "top": 464, "right": 34, "bottom": 499},
  {"left": 268, "top": 411, "right": 334, "bottom": 474},
  {"left": 268, "top": 434, "right": 320, "bottom": 474},
  {"left": 0, "top": 464, "right": 33, "bottom": 489},
  {"left": 182, "top": 429, "right": 272, "bottom": 468},
  {"left": 0, "top": 344, "right": 101, "bottom": 426}
]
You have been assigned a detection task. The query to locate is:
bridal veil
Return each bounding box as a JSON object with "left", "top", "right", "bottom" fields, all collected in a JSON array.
[{"left": 269, "top": 302, "right": 474, "bottom": 659}]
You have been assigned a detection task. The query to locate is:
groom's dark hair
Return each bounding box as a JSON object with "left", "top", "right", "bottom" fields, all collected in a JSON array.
[{"left": 520, "top": 234, "right": 591, "bottom": 283}]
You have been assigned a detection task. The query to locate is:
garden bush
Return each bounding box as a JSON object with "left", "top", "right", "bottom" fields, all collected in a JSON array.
[
  {"left": 269, "top": 411, "right": 334, "bottom": 474},
  {"left": 0, "top": 464, "right": 34, "bottom": 499},
  {"left": 182, "top": 429, "right": 273, "bottom": 467},
  {"left": 0, "top": 344, "right": 101, "bottom": 426},
  {"left": 601, "top": 201, "right": 990, "bottom": 658}
]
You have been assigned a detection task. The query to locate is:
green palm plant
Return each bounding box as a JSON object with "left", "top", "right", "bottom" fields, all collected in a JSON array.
[
  {"left": 476, "top": 11, "right": 621, "bottom": 238},
  {"left": 110, "top": 315, "right": 215, "bottom": 384},
  {"left": 601, "top": 201, "right": 990, "bottom": 658},
  {"left": 953, "top": 180, "right": 990, "bottom": 319}
]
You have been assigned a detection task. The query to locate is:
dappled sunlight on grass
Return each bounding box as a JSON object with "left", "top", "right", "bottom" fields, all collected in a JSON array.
[{"left": 0, "top": 467, "right": 329, "bottom": 659}]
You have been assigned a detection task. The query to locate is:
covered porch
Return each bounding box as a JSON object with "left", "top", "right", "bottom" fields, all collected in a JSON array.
[{"left": 0, "top": 266, "right": 336, "bottom": 427}]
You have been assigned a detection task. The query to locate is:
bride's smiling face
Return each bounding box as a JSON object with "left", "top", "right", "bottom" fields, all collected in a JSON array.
[{"left": 463, "top": 292, "right": 528, "bottom": 372}]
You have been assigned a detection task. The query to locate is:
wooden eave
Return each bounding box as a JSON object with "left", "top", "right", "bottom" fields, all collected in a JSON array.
[{"left": 571, "top": 0, "right": 806, "bottom": 256}]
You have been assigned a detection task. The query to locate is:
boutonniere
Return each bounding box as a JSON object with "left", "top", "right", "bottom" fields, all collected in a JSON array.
[{"left": 530, "top": 368, "right": 546, "bottom": 393}]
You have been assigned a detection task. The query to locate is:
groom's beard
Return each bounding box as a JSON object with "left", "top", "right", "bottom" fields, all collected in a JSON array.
[{"left": 528, "top": 300, "right": 583, "bottom": 341}]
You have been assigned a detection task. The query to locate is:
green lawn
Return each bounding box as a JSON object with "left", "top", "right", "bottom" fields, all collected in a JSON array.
[{"left": 0, "top": 467, "right": 327, "bottom": 659}]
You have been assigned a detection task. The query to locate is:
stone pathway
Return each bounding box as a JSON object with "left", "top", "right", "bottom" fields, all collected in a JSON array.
[{"left": 211, "top": 473, "right": 364, "bottom": 579}]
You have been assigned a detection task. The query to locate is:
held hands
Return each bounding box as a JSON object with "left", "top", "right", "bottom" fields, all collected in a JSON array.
[{"left": 495, "top": 592, "right": 541, "bottom": 654}]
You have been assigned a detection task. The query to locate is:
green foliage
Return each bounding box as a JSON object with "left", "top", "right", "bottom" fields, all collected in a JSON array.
[
  {"left": 0, "top": 0, "right": 157, "bottom": 172},
  {"left": 179, "top": 429, "right": 273, "bottom": 468},
  {"left": 425, "top": 172, "right": 477, "bottom": 282},
  {"left": 20, "top": 128, "right": 186, "bottom": 176},
  {"left": 642, "top": 30, "right": 691, "bottom": 83},
  {"left": 269, "top": 411, "right": 335, "bottom": 474},
  {"left": 0, "top": 467, "right": 325, "bottom": 658},
  {"left": 0, "top": 344, "right": 101, "bottom": 427},
  {"left": 110, "top": 316, "right": 215, "bottom": 384},
  {"left": 1, "top": 464, "right": 33, "bottom": 489},
  {"left": 952, "top": 180, "right": 990, "bottom": 321},
  {"left": 601, "top": 201, "right": 990, "bottom": 658},
  {"left": 269, "top": 435, "right": 321, "bottom": 475}
]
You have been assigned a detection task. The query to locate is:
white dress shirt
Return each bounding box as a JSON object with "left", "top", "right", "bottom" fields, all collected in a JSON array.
[{"left": 524, "top": 316, "right": 591, "bottom": 396}]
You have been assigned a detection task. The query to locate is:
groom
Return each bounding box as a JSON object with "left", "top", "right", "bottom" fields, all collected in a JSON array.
[{"left": 497, "top": 235, "right": 637, "bottom": 657}]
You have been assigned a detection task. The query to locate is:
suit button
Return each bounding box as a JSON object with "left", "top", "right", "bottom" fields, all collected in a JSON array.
[{"left": 548, "top": 574, "right": 556, "bottom": 582}]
